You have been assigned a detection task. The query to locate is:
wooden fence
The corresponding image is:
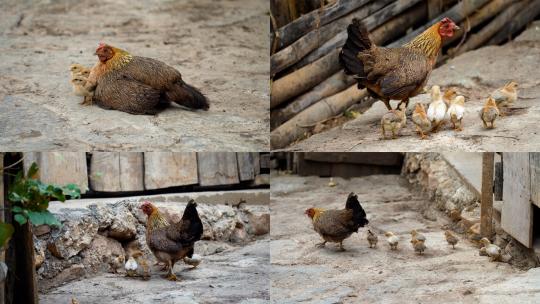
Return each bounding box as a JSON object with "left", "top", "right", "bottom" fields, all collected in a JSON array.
[{"left": 22, "top": 152, "right": 269, "bottom": 194}]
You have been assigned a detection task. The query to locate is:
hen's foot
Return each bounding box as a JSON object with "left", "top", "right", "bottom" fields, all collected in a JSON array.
[
  {"left": 163, "top": 273, "right": 178, "bottom": 281},
  {"left": 316, "top": 241, "right": 326, "bottom": 248}
]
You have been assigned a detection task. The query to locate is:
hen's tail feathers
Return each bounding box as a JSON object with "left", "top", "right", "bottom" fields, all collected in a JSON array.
[
  {"left": 166, "top": 81, "right": 209, "bottom": 111},
  {"left": 346, "top": 192, "right": 369, "bottom": 231},
  {"left": 339, "top": 18, "right": 372, "bottom": 77}
]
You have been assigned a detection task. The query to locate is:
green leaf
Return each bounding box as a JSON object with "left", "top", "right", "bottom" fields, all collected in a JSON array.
[
  {"left": 0, "top": 222, "right": 14, "bottom": 248},
  {"left": 28, "top": 210, "right": 61, "bottom": 228},
  {"left": 11, "top": 206, "right": 23, "bottom": 213},
  {"left": 8, "top": 192, "right": 23, "bottom": 203},
  {"left": 63, "top": 184, "right": 81, "bottom": 199},
  {"left": 14, "top": 214, "right": 27, "bottom": 225},
  {"left": 26, "top": 162, "right": 39, "bottom": 179}
]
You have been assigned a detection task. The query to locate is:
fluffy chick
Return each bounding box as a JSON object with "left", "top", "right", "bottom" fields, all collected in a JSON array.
[
  {"left": 410, "top": 229, "right": 426, "bottom": 243},
  {"left": 70, "top": 76, "right": 94, "bottom": 105},
  {"left": 411, "top": 239, "right": 426, "bottom": 255},
  {"left": 184, "top": 254, "right": 202, "bottom": 268},
  {"left": 69, "top": 64, "right": 91, "bottom": 78},
  {"left": 427, "top": 85, "right": 447, "bottom": 132},
  {"left": 480, "top": 97, "right": 499, "bottom": 129},
  {"left": 385, "top": 231, "right": 399, "bottom": 250},
  {"left": 367, "top": 230, "right": 378, "bottom": 248},
  {"left": 125, "top": 256, "right": 138, "bottom": 277},
  {"left": 446, "top": 95, "right": 465, "bottom": 131},
  {"left": 328, "top": 177, "right": 337, "bottom": 187},
  {"left": 381, "top": 102, "right": 407, "bottom": 139},
  {"left": 443, "top": 88, "right": 457, "bottom": 107},
  {"left": 412, "top": 103, "right": 431, "bottom": 139},
  {"left": 480, "top": 238, "right": 501, "bottom": 262},
  {"left": 491, "top": 81, "right": 518, "bottom": 113},
  {"left": 444, "top": 230, "right": 459, "bottom": 249},
  {"left": 109, "top": 255, "right": 125, "bottom": 274}
]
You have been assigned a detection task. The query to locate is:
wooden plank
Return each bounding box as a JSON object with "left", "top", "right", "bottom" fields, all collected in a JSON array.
[
  {"left": 427, "top": 0, "right": 443, "bottom": 19},
  {"left": 23, "top": 152, "right": 89, "bottom": 194},
  {"left": 530, "top": 153, "right": 540, "bottom": 208},
  {"left": 481, "top": 153, "right": 494, "bottom": 238},
  {"left": 13, "top": 222, "right": 38, "bottom": 304},
  {"left": 197, "top": 153, "right": 240, "bottom": 186},
  {"left": 144, "top": 153, "right": 198, "bottom": 190},
  {"left": 236, "top": 153, "right": 255, "bottom": 181},
  {"left": 304, "top": 152, "right": 403, "bottom": 166},
  {"left": 502, "top": 153, "right": 532, "bottom": 248},
  {"left": 252, "top": 153, "right": 261, "bottom": 175},
  {"left": 494, "top": 160, "right": 504, "bottom": 201},
  {"left": 89, "top": 153, "right": 144, "bottom": 192},
  {"left": 260, "top": 154, "right": 271, "bottom": 169}
]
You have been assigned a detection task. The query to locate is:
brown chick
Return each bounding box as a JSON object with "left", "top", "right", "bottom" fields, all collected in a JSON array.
[
  {"left": 367, "top": 229, "right": 378, "bottom": 248},
  {"left": 480, "top": 97, "right": 499, "bottom": 129},
  {"left": 411, "top": 239, "right": 426, "bottom": 255},
  {"left": 72, "top": 298, "right": 80, "bottom": 304},
  {"left": 70, "top": 76, "right": 94, "bottom": 105},
  {"left": 443, "top": 88, "right": 457, "bottom": 107},
  {"left": 381, "top": 102, "right": 407, "bottom": 139},
  {"left": 491, "top": 81, "right": 518, "bottom": 114},
  {"left": 410, "top": 229, "right": 426, "bottom": 243},
  {"left": 444, "top": 230, "right": 458, "bottom": 249},
  {"left": 412, "top": 103, "right": 431, "bottom": 139},
  {"left": 108, "top": 254, "right": 125, "bottom": 274}
]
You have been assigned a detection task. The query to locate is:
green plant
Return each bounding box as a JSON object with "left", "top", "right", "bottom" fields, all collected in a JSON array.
[{"left": 7, "top": 162, "right": 81, "bottom": 227}]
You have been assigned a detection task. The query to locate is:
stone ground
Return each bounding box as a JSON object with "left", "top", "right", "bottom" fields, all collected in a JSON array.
[
  {"left": 0, "top": 0, "right": 268, "bottom": 151},
  {"left": 285, "top": 22, "right": 540, "bottom": 152},
  {"left": 40, "top": 239, "right": 270, "bottom": 304},
  {"left": 270, "top": 174, "right": 540, "bottom": 303}
]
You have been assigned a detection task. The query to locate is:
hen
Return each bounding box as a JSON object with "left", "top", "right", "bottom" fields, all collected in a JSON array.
[
  {"left": 340, "top": 17, "right": 459, "bottom": 110},
  {"left": 305, "top": 192, "right": 369, "bottom": 251},
  {"left": 140, "top": 200, "right": 203, "bottom": 281},
  {"left": 87, "top": 43, "right": 209, "bottom": 114}
]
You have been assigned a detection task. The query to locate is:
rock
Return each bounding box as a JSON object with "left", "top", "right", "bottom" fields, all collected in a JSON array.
[
  {"left": 246, "top": 213, "right": 270, "bottom": 236},
  {"left": 108, "top": 205, "right": 138, "bottom": 241},
  {"left": 47, "top": 217, "right": 98, "bottom": 259},
  {"left": 467, "top": 223, "right": 481, "bottom": 242},
  {"left": 230, "top": 222, "right": 248, "bottom": 243},
  {"left": 34, "top": 224, "right": 51, "bottom": 236},
  {"left": 39, "top": 264, "right": 86, "bottom": 291},
  {"left": 80, "top": 234, "right": 125, "bottom": 274}
]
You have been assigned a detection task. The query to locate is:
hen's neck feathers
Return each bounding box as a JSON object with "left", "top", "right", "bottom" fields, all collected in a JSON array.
[
  {"left": 404, "top": 22, "right": 443, "bottom": 64},
  {"left": 106, "top": 47, "right": 133, "bottom": 71},
  {"left": 311, "top": 208, "right": 325, "bottom": 223},
  {"left": 147, "top": 210, "right": 169, "bottom": 231}
]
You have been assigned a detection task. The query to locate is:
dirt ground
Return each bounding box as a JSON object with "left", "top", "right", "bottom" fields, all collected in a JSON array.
[
  {"left": 270, "top": 174, "right": 540, "bottom": 303},
  {"left": 40, "top": 239, "right": 269, "bottom": 304},
  {"left": 0, "top": 0, "right": 268, "bottom": 151},
  {"left": 285, "top": 22, "right": 540, "bottom": 152}
]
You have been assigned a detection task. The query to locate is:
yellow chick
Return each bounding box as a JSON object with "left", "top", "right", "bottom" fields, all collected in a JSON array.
[
  {"left": 480, "top": 238, "right": 501, "bottom": 262},
  {"left": 480, "top": 97, "right": 499, "bottom": 129},
  {"left": 410, "top": 229, "right": 426, "bottom": 243},
  {"left": 444, "top": 230, "right": 459, "bottom": 249},
  {"left": 385, "top": 231, "right": 399, "bottom": 250},
  {"left": 72, "top": 298, "right": 80, "bottom": 304},
  {"left": 125, "top": 256, "right": 138, "bottom": 277},
  {"left": 70, "top": 76, "right": 94, "bottom": 105},
  {"left": 184, "top": 254, "right": 202, "bottom": 268},
  {"left": 328, "top": 177, "right": 336, "bottom": 187},
  {"left": 427, "top": 85, "right": 447, "bottom": 132},
  {"left": 380, "top": 102, "right": 407, "bottom": 139},
  {"left": 70, "top": 64, "right": 90, "bottom": 78},
  {"left": 109, "top": 255, "right": 125, "bottom": 274},
  {"left": 367, "top": 230, "right": 378, "bottom": 248},
  {"left": 412, "top": 103, "right": 431, "bottom": 139},
  {"left": 491, "top": 81, "right": 518, "bottom": 113},
  {"left": 446, "top": 95, "right": 465, "bottom": 131},
  {"left": 411, "top": 239, "right": 426, "bottom": 255},
  {"left": 443, "top": 88, "right": 458, "bottom": 107}
]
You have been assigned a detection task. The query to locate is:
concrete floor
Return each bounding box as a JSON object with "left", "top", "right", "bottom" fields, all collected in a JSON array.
[
  {"left": 285, "top": 22, "right": 540, "bottom": 152},
  {"left": 270, "top": 174, "right": 538, "bottom": 303}
]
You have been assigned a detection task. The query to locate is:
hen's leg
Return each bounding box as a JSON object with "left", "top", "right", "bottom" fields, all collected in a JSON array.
[
  {"left": 338, "top": 241, "right": 345, "bottom": 251},
  {"left": 164, "top": 260, "right": 177, "bottom": 281},
  {"left": 316, "top": 241, "right": 327, "bottom": 248},
  {"left": 382, "top": 98, "right": 392, "bottom": 111}
]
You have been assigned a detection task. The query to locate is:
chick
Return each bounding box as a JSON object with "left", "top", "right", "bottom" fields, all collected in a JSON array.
[
  {"left": 446, "top": 95, "right": 465, "bottom": 131},
  {"left": 108, "top": 255, "right": 125, "bottom": 274},
  {"left": 131, "top": 250, "right": 151, "bottom": 280},
  {"left": 70, "top": 76, "right": 94, "bottom": 105},
  {"left": 480, "top": 238, "right": 501, "bottom": 262},
  {"left": 443, "top": 88, "right": 458, "bottom": 107},
  {"left": 367, "top": 230, "right": 378, "bottom": 248},
  {"left": 328, "top": 177, "right": 336, "bottom": 187},
  {"left": 184, "top": 254, "right": 202, "bottom": 268},
  {"left": 69, "top": 64, "right": 90, "bottom": 78},
  {"left": 125, "top": 256, "right": 138, "bottom": 277},
  {"left": 412, "top": 103, "right": 431, "bottom": 139},
  {"left": 480, "top": 97, "right": 499, "bottom": 129},
  {"left": 410, "top": 229, "right": 426, "bottom": 243},
  {"left": 385, "top": 231, "right": 399, "bottom": 250},
  {"left": 411, "top": 239, "right": 426, "bottom": 255},
  {"left": 380, "top": 102, "right": 407, "bottom": 139},
  {"left": 72, "top": 298, "right": 79, "bottom": 304},
  {"left": 444, "top": 230, "right": 459, "bottom": 249},
  {"left": 427, "top": 85, "right": 447, "bottom": 132},
  {"left": 491, "top": 81, "right": 518, "bottom": 114}
]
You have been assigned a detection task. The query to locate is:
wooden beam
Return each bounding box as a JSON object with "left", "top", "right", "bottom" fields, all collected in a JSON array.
[
  {"left": 481, "top": 152, "right": 495, "bottom": 238},
  {"left": 144, "top": 153, "right": 198, "bottom": 190},
  {"left": 427, "top": 0, "right": 443, "bottom": 20},
  {"left": 197, "top": 153, "right": 240, "bottom": 187},
  {"left": 236, "top": 153, "right": 255, "bottom": 181},
  {"left": 89, "top": 153, "right": 144, "bottom": 192}
]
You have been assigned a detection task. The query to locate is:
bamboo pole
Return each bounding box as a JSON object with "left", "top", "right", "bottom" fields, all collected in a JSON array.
[
  {"left": 271, "top": 0, "right": 394, "bottom": 76},
  {"left": 274, "top": 0, "right": 371, "bottom": 51},
  {"left": 481, "top": 152, "right": 495, "bottom": 238},
  {"left": 271, "top": 0, "right": 424, "bottom": 108},
  {"left": 271, "top": 71, "right": 355, "bottom": 129},
  {"left": 449, "top": 0, "right": 529, "bottom": 57},
  {"left": 271, "top": 86, "right": 369, "bottom": 149},
  {"left": 487, "top": 0, "right": 540, "bottom": 45}
]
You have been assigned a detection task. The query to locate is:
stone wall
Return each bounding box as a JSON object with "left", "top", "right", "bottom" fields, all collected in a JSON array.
[{"left": 34, "top": 199, "right": 270, "bottom": 290}]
